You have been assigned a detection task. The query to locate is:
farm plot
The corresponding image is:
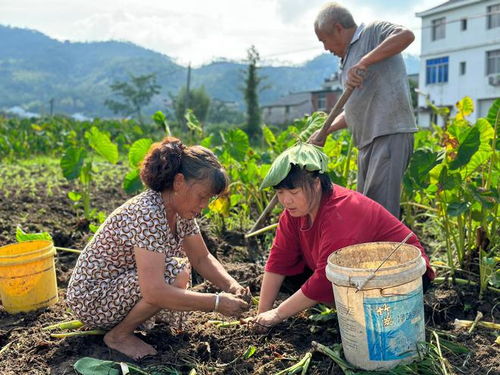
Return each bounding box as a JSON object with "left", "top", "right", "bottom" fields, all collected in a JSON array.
[{"left": 0, "top": 159, "right": 498, "bottom": 375}]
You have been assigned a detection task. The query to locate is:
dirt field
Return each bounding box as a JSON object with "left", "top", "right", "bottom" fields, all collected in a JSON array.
[{"left": 0, "top": 167, "right": 498, "bottom": 374}]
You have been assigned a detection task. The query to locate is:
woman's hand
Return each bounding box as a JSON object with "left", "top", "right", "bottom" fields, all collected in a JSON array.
[
  {"left": 217, "top": 293, "right": 250, "bottom": 317},
  {"left": 249, "top": 308, "right": 284, "bottom": 333},
  {"left": 227, "top": 283, "right": 252, "bottom": 303}
]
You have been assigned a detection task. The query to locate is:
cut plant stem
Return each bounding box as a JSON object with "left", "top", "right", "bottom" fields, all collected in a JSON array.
[
  {"left": 42, "top": 319, "right": 84, "bottom": 331},
  {"left": 432, "top": 330, "right": 449, "bottom": 375},
  {"left": 55, "top": 246, "right": 82, "bottom": 254},
  {"left": 468, "top": 311, "right": 483, "bottom": 334},
  {"left": 433, "top": 277, "right": 500, "bottom": 293},
  {"left": 311, "top": 341, "right": 354, "bottom": 373},
  {"left": 273, "top": 352, "right": 312, "bottom": 375},
  {"left": 207, "top": 320, "right": 241, "bottom": 328},
  {"left": 50, "top": 329, "right": 105, "bottom": 338},
  {"left": 454, "top": 319, "right": 500, "bottom": 331},
  {"left": 0, "top": 341, "right": 13, "bottom": 356},
  {"left": 245, "top": 223, "right": 278, "bottom": 238},
  {"left": 300, "top": 354, "right": 311, "bottom": 375}
]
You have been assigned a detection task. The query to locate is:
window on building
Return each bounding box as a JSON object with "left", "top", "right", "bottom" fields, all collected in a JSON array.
[
  {"left": 487, "top": 49, "right": 500, "bottom": 75},
  {"left": 461, "top": 18, "right": 467, "bottom": 30},
  {"left": 487, "top": 4, "right": 500, "bottom": 29},
  {"left": 317, "top": 93, "right": 326, "bottom": 110},
  {"left": 426, "top": 57, "right": 449, "bottom": 84},
  {"left": 432, "top": 17, "right": 446, "bottom": 40},
  {"left": 460, "top": 61, "right": 466, "bottom": 75}
]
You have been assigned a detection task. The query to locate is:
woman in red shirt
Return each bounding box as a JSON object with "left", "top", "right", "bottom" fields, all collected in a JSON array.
[{"left": 252, "top": 144, "right": 434, "bottom": 329}]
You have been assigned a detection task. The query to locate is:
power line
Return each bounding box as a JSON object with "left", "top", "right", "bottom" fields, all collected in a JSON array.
[{"left": 257, "top": 10, "right": 499, "bottom": 60}]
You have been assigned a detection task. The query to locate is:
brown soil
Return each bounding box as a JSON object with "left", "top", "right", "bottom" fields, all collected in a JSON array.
[{"left": 0, "top": 178, "right": 499, "bottom": 374}]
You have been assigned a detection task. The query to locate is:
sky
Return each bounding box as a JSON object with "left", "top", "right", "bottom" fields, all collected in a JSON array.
[{"left": 0, "top": 0, "right": 445, "bottom": 67}]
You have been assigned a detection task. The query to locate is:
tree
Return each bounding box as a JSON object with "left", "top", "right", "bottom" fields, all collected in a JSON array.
[
  {"left": 207, "top": 100, "right": 244, "bottom": 125},
  {"left": 171, "top": 86, "right": 211, "bottom": 129},
  {"left": 409, "top": 78, "right": 418, "bottom": 110},
  {"left": 243, "top": 45, "right": 263, "bottom": 139},
  {"left": 104, "top": 73, "right": 160, "bottom": 124}
]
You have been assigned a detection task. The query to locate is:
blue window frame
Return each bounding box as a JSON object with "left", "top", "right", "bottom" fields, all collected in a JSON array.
[{"left": 426, "top": 57, "right": 449, "bottom": 84}]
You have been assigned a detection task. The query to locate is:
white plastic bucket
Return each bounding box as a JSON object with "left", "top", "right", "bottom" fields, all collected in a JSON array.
[{"left": 325, "top": 242, "right": 427, "bottom": 371}]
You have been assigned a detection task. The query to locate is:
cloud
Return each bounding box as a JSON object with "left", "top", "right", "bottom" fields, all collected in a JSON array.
[{"left": 0, "top": 0, "right": 445, "bottom": 66}]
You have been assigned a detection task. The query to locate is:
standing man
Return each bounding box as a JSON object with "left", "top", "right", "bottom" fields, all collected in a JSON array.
[{"left": 311, "top": 2, "right": 417, "bottom": 218}]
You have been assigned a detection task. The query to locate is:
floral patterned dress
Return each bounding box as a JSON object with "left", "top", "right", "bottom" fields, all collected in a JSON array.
[{"left": 67, "top": 189, "right": 200, "bottom": 329}]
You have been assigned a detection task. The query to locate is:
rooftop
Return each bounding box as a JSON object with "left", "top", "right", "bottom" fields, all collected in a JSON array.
[{"left": 416, "top": 0, "right": 479, "bottom": 17}]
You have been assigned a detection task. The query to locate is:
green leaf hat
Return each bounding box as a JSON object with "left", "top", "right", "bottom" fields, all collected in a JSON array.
[{"left": 260, "top": 142, "right": 328, "bottom": 189}]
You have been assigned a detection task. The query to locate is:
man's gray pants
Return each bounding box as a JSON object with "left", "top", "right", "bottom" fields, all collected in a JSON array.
[{"left": 356, "top": 133, "right": 414, "bottom": 219}]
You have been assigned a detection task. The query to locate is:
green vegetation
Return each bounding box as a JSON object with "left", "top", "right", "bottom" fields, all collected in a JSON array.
[
  {"left": 104, "top": 73, "right": 161, "bottom": 124},
  {"left": 243, "top": 45, "right": 264, "bottom": 141},
  {"left": 1, "top": 96, "right": 498, "bottom": 295},
  {"left": 171, "top": 86, "right": 211, "bottom": 128},
  {"left": 0, "top": 95, "right": 498, "bottom": 375},
  {"left": 0, "top": 25, "right": 345, "bottom": 118}
]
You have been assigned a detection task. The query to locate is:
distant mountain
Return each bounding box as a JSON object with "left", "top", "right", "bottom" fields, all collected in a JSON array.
[{"left": 0, "top": 25, "right": 419, "bottom": 118}]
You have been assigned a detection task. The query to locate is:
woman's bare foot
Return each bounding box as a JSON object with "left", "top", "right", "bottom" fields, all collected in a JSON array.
[{"left": 104, "top": 331, "right": 157, "bottom": 360}]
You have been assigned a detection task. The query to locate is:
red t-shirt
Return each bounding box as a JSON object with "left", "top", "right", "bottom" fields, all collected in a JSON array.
[{"left": 264, "top": 185, "right": 435, "bottom": 304}]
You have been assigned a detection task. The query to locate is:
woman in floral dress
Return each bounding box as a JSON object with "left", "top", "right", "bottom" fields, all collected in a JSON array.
[{"left": 67, "top": 137, "right": 250, "bottom": 359}]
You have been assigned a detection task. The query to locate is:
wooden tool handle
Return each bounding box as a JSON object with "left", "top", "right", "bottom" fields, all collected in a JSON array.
[{"left": 246, "top": 78, "right": 361, "bottom": 236}]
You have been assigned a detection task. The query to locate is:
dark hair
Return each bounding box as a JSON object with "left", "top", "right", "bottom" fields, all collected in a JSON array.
[
  {"left": 274, "top": 164, "right": 332, "bottom": 200},
  {"left": 140, "top": 136, "right": 229, "bottom": 195}
]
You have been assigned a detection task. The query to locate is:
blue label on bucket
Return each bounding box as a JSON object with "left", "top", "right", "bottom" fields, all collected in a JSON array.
[{"left": 363, "top": 286, "right": 424, "bottom": 361}]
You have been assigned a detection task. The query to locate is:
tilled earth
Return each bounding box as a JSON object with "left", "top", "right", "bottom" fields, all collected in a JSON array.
[{"left": 0, "top": 169, "right": 499, "bottom": 374}]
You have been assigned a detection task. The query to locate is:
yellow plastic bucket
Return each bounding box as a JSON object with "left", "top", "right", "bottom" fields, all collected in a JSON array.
[
  {"left": 0, "top": 240, "right": 58, "bottom": 313},
  {"left": 326, "top": 242, "right": 426, "bottom": 371}
]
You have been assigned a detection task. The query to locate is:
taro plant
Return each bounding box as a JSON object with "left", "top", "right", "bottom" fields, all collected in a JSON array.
[
  {"left": 412, "top": 97, "right": 499, "bottom": 297},
  {"left": 60, "top": 126, "right": 118, "bottom": 223},
  {"left": 123, "top": 138, "right": 153, "bottom": 194},
  {"left": 122, "top": 111, "right": 175, "bottom": 195},
  {"left": 432, "top": 99, "right": 497, "bottom": 275},
  {"left": 210, "top": 127, "right": 268, "bottom": 230}
]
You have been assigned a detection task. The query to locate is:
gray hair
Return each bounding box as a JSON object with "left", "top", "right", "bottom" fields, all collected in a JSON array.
[{"left": 314, "top": 2, "right": 356, "bottom": 34}]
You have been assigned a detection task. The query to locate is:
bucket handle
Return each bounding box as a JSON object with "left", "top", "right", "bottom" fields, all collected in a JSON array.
[
  {"left": 380, "top": 289, "right": 410, "bottom": 297},
  {"left": 355, "top": 232, "right": 414, "bottom": 292}
]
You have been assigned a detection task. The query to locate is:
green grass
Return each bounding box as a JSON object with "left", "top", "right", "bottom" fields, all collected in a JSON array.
[{"left": 0, "top": 156, "right": 129, "bottom": 198}]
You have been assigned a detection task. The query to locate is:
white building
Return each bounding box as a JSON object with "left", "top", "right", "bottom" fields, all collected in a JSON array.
[{"left": 416, "top": 0, "right": 500, "bottom": 126}]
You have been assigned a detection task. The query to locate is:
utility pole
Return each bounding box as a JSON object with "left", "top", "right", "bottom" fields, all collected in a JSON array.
[
  {"left": 49, "top": 98, "right": 54, "bottom": 116},
  {"left": 185, "top": 63, "right": 191, "bottom": 113}
]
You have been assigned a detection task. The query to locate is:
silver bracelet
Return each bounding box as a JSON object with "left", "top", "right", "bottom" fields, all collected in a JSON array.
[{"left": 214, "top": 292, "right": 221, "bottom": 312}]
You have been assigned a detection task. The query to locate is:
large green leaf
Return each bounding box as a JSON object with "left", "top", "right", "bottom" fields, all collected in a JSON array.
[
  {"left": 262, "top": 125, "right": 276, "bottom": 147},
  {"left": 16, "top": 226, "right": 53, "bottom": 242},
  {"left": 74, "top": 357, "right": 152, "bottom": 375},
  {"left": 455, "top": 96, "right": 474, "bottom": 119},
  {"left": 60, "top": 147, "right": 86, "bottom": 180},
  {"left": 260, "top": 143, "right": 328, "bottom": 189},
  {"left": 85, "top": 126, "right": 118, "bottom": 164},
  {"left": 200, "top": 135, "right": 213, "bottom": 148},
  {"left": 222, "top": 128, "right": 249, "bottom": 162},
  {"left": 298, "top": 112, "right": 327, "bottom": 142},
  {"left": 123, "top": 168, "right": 143, "bottom": 194},
  {"left": 467, "top": 185, "right": 499, "bottom": 209},
  {"left": 152, "top": 110, "right": 166, "bottom": 125},
  {"left": 449, "top": 126, "right": 480, "bottom": 170},
  {"left": 406, "top": 149, "right": 441, "bottom": 189},
  {"left": 438, "top": 166, "right": 461, "bottom": 191},
  {"left": 447, "top": 201, "right": 470, "bottom": 216},
  {"left": 185, "top": 109, "right": 203, "bottom": 136},
  {"left": 461, "top": 118, "right": 494, "bottom": 177},
  {"left": 486, "top": 98, "right": 500, "bottom": 128},
  {"left": 128, "top": 138, "right": 152, "bottom": 167}
]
